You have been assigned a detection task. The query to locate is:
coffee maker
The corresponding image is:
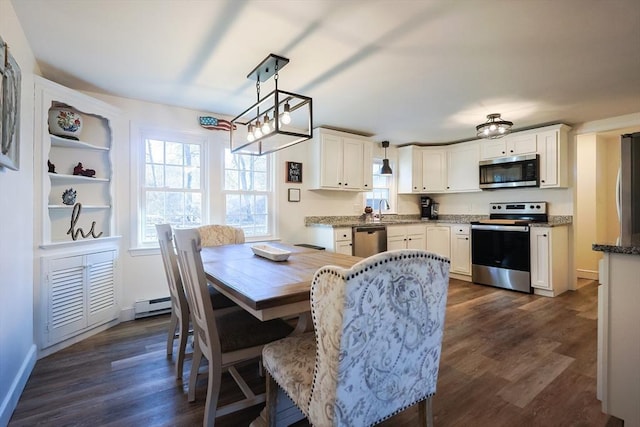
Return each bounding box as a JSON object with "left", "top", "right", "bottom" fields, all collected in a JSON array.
[{"left": 420, "top": 196, "right": 439, "bottom": 220}]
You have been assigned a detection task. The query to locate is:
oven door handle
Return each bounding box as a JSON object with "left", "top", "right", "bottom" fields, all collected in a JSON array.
[{"left": 471, "top": 224, "right": 530, "bottom": 232}]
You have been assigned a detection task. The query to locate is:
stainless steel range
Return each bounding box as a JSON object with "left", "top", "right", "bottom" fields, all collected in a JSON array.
[{"left": 471, "top": 202, "right": 548, "bottom": 293}]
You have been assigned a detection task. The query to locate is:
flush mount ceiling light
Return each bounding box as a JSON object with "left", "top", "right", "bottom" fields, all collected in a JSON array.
[
  {"left": 380, "top": 140, "right": 392, "bottom": 175},
  {"left": 476, "top": 113, "right": 513, "bottom": 139},
  {"left": 230, "top": 53, "right": 313, "bottom": 155}
]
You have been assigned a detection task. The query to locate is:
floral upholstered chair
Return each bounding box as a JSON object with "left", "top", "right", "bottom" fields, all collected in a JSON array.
[
  {"left": 197, "top": 224, "right": 245, "bottom": 247},
  {"left": 262, "top": 249, "right": 451, "bottom": 427}
]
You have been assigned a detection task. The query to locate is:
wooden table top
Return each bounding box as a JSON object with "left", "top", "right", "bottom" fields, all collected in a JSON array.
[{"left": 201, "top": 243, "right": 362, "bottom": 320}]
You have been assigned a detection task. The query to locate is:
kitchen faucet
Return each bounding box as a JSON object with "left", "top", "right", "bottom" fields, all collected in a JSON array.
[{"left": 378, "top": 199, "right": 390, "bottom": 219}]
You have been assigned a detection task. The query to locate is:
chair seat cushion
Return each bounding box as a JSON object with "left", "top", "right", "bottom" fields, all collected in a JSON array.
[
  {"left": 262, "top": 333, "right": 315, "bottom": 416},
  {"left": 207, "top": 285, "right": 236, "bottom": 309},
  {"left": 216, "top": 310, "right": 294, "bottom": 353}
]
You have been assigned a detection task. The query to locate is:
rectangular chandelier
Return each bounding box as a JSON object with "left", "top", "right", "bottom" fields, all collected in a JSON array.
[{"left": 230, "top": 54, "right": 313, "bottom": 155}]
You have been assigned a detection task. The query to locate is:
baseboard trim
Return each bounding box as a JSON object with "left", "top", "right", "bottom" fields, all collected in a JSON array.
[
  {"left": 577, "top": 269, "right": 599, "bottom": 280},
  {"left": 0, "top": 343, "right": 37, "bottom": 426}
]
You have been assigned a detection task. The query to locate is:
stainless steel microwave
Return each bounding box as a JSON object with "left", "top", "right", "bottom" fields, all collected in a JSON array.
[{"left": 479, "top": 154, "right": 539, "bottom": 189}]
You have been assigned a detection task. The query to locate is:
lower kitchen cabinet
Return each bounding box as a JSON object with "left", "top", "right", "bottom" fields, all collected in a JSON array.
[
  {"left": 530, "top": 226, "right": 569, "bottom": 297},
  {"left": 41, "top": 249, "right": 119, "bottom": 349},
  {"left": 310, "top": 227, "right": 353, "bottom": 255},
  {"left": 450, "top": 225, "right": 471, "bottom": 275},
  {"left": 387, "top": 224, "right": 426, "bottom": 251},
  {"left": 426, "top": 225, "right": 450, "bottom": 258}
]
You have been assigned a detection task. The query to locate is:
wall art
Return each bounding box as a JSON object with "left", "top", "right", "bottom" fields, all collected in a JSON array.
[
  {"left": 286, "top": 161, "right": 302, "bottom": 183},
  {"left": 0, "top": 37, "right": 21, "bottom": 171}
]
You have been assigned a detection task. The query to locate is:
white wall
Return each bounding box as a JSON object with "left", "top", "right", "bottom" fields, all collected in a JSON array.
[{"left": 0, "top": 2, "right": 40, "bottom": 425}]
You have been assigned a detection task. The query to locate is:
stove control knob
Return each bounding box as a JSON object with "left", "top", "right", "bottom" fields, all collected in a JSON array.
[
  {"left": 536, "top": 204, "right": 541, "bottom": 209},
  {"left": 530, "top": 205, "right": 534, "bottom": 209}
]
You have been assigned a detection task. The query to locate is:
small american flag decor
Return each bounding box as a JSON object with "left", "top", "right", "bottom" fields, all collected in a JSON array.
[{"left": 199, "top": 116, "right": 237, "bottom": 131}]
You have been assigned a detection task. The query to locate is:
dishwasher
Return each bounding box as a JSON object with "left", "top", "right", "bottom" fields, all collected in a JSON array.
[{"left": 352, "top": 226, "right": 387, "bottom": 257}]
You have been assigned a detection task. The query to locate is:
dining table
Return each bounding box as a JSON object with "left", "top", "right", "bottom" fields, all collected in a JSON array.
[{"left": 200, "top": 241, "right": 363, "bottom": 326}]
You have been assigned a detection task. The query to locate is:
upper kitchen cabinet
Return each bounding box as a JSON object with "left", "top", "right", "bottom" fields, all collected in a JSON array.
[
  {"left": 398, "top": 146, "right": 446, "bottom": 193},
  {"left": 538, "top": 124, "right": 570, "bottom": 188},
  {"left": 398, "top": 141, "right": 479, "bottom": 194},
  {"left": 480, "top": 131, "right": 537, "bottom": 159},
  {"left": 308, "top": 127, "right": 373, "bottom": 191},
  {"left": 446, "top": 140, "right": 480, "bottom": 192}
]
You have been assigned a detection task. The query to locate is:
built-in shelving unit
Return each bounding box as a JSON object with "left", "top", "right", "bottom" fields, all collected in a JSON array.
[{"left": 34, "top": 76, "right": 122, "bottom": 356}]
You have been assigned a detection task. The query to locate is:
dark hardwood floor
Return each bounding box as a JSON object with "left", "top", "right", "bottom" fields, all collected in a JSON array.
[{"left": 9, "top": 279, "right": 622, "bottom": 426}]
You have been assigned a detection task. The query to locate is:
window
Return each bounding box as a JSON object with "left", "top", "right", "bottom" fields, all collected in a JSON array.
[
  {"left": 365, "top": 158, "right": 392, "bottom": 212},
  {"left": 223, "top": 148, "right": 272, "bottom": 238},
  {"left": 140, "top": 134, "right": 205, "bottom": 244}
]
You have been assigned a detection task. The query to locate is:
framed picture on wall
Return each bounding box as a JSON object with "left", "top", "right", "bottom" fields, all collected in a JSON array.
[
  {"left": 288, "top": 188, "right": 301, "bottom": 202},
  {"left": 0, "top": 41, "right": 21, "bottom": 171},
  {"left": 286, "top": 161, "right": 302, "bottom": 183}
]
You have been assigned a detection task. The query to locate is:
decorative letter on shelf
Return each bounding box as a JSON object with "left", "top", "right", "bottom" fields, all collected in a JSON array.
[{"left": 66, "top": 203, "right": 103, "bottom": 240}]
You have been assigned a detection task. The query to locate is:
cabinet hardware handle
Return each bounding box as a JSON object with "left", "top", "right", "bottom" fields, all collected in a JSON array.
[
  {"left": 541, "top": 180, "right": 545, "bottom": 183},
  {"left": 465, "top": 237, "right": 469, "bottom": 240},
  {"left": 543, "top": 234, "right": 547, "bottom": 237},
  {"left": 338, "top": 182, "right": 342, "bottom": 185}
]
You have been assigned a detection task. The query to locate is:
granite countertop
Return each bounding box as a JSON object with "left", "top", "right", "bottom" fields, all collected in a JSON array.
[
  {"left": 305, "top": 215, "right": 573, "bottom": 228},
  {"left": 592, "top": 243, "right": 640, "bottom": 256}
]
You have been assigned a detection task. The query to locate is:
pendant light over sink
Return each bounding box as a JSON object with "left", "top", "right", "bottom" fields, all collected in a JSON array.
[
  {"left": 476, "top": 113, "right": 513, "bottom": 139},
  {"left": 230, "top": 53, "right": 313, "bottom": 155},
  {"left": 380, "top": 140, "right": 392, "bottom": 175}
]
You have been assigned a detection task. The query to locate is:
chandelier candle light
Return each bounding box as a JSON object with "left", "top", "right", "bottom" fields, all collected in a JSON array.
[
  {"left": 230, "top": 53, "right": 313, "bottom": 155},
  {"left": 476, "top": 113, "right": 513, "bottom": 139}
]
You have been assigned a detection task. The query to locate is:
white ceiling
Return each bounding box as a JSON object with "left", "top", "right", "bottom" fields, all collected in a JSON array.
[{"left": 11, "top": 0, "right": 640, "bottom": 144}]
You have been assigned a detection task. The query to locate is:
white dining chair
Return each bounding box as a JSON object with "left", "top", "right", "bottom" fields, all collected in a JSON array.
[
  {"left": 261, "top": 249, "right": 451, "bottom": 427},
  {"left": 173, "top": 228, "right": 294, "bottom": 427},
  {"left": 156, "top": 224, "right": 237, "bottom": 379}
]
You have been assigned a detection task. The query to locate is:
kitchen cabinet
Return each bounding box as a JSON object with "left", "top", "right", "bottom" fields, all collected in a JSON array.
[
  {"left": 446, "top": 141, "right": 480, "bottom": 192},
  {"left": 309, "top": 128, "right": 373, "bottom": 191},
  {"left": 426, "top": 225, "right": 450, "bottom": 258},
  {"left": 398, "top": 146, "right": 445, "bottom": 193},
  {"left": 538, "top": 125, "right": 569, "bottom": 188},
  {"left": 480, "top": 131, "right": 537, "bottom": 160},
  {"left": 310, "top": 227, "right": 353, "bottom": 255},
  {"left": 450, "top": 225, "right": 471, "bottom": 275},
  {"left": 41, "top": 249, "right": 118, "bottom": 348},
  {"left": 530, "top": 226, "right": 569, "bottom": 297},
  {"left": 597, "top": 252, "right": 640, "bottom": 426},
  {"left": 387, "top": 224, "right": 426, "bottom": 251}
]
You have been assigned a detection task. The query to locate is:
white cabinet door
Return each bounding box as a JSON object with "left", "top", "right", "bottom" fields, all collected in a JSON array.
[
  {"left": 447, "top": 142, "right": 479, "bottom": 192},
  {"left": 538, "top": 129, "right": 559, "bottom": 188},
  {"left": 507, "top": 132, "right": 537, "bottom": 156},
  {"left": 530, "top": 227, "right": 551, "bottom": 289},
  {"left": 481, "top": 139, "right": 508, "bottom": 159},
  {"left": 336, "top": 241, "right": 353, "bottom": 255},
  {"left": 318, "top": 133, "right": 344, "bottom": 189},
  {"left": 43, "top": 249, "right": 118, "bottom": 347},
  {"left": 422, "top": 149, "right": 447, "bottom": 193},
  {"left": 342, "top": 138, "right": 364, "bottom": 190},
  {"left": 451, "top": 226, "right": 471, "bottom": 275},
  {"left": 387, "top": 225, "right": 425, "bottom": 250},
  {"left": 362, "top": 141, "right": 373, "bottom": 191},
  {"left": 406, "top": 224, "right": 426, "bottom": 250},
  {"left": 397, "top": 146, "right": 424, "bottom": 193},
  {"left": 426, "top": 226, "right": 450, "bottom": 258}
]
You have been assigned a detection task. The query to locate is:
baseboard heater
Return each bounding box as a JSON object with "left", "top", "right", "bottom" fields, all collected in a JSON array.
[{"left": 134, "top": 296, "right": 172, "bottom": 318}]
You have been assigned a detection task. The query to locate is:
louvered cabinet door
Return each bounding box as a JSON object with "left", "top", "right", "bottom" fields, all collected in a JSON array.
[
  {"left": 43, "top": 249, "right": 118, "bottom": 347},
  {"left": 46, "top": 255, "right": 86, "bottom": 345},
  {"left": 87, "top": 250, "right": 117, "bottom": 326}
]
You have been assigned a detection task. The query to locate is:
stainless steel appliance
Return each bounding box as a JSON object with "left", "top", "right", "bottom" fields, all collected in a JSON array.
[
  {"left": 479, "top": 154, "right": 540, "bottom": 189},
  {"left": 353, "top": 225, "right": 387, "bottom": 257},
  {"left": 471, "top": 202, "right": 548, "bottom": 293},
  {"left": 618, "top": 132, "right": 640, "bottom": 246},
  {"left": 420, "top": 196, "right": 439, "bottom": 220}
]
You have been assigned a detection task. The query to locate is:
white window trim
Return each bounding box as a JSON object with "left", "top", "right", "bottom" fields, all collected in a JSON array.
[{"left": 129, "top": 123, "right": 211, "bottom": 252}]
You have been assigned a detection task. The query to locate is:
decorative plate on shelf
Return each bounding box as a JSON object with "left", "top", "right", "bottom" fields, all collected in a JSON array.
[
  {"left": 48, "top": 108, "right": 83, "bottom": 140},
  {"left": 251, "top": 244, "right": 291, "bottom": 262}
]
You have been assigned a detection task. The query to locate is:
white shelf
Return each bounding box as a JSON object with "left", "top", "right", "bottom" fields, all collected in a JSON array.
[
  {"left": 49, "top": 204, "right": 111, "bottom": 209},
  {"left": 39, "top": 235, "right": 121, "bottom": 250},
  {"left": 50, "top": 134, "right": 109, "bottom": 151},
  {"left": 49, "top": 172, "right": 109, "bottom": 182}
]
